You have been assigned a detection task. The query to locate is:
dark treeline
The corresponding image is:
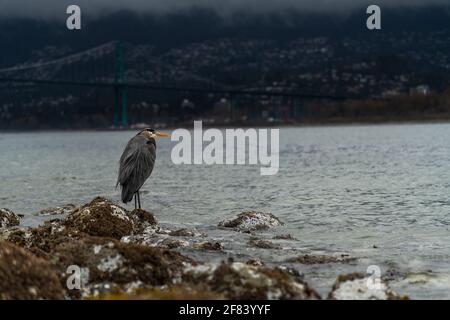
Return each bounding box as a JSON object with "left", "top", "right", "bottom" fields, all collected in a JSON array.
[{"left": 1, "top": 90, "right": 450, "bottom": 130}]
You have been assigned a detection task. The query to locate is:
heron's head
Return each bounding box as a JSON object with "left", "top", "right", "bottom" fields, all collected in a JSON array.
[{"left": 139, "top": 128, "right": 171, "bottom": 139}]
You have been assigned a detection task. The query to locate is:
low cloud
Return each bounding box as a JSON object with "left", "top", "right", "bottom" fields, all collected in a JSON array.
[{"left": 0, "top": 0, "right": 448, "bottom": 19}]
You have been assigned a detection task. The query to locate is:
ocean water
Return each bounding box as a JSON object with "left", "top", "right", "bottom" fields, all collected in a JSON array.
[{"left": 2, "top": 123, "right": 450, "bottom": 299}]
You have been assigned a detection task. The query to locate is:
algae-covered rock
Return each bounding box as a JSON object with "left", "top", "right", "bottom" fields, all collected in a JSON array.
[
  {"left": 64, "top": 197, "right": 157, "bottom": 239},
  {"left": 121, "top": 223, "right": 217, "bottom": 251},
  {"left": 182, "top": 262, "right": 320, "bottom": 300},
  {"left": 328, "top": 273, "right": 406, "bottom": 300},
  {"left": 93, "top": 284, "right": 224, "bottom": 300},
  {"left": 49, "top": 236, "right": 194, "bottom": 298},
  {"left": 248, "top": 239, "right": 281, "bottom": 249},
  {"left": 121, "top": 225, "right": 178, "bottom": 248},
  {"left": 192, "top": 241, "right": 224, "bottom": 251},
  {"left": 0, "top": 241, "right": 64, "bottom": 299},
  {"left": 2, "top": 219, "right": 82, "bottom": 258},
  {"left": 4, "top": 198, "right": 157, "bottom": 256},
  {"left": 64, "top": 197, "right": 134, "bottom": 239},
  {"left": 246, "top": 259, "right": 265, "bottom": 267},
  {"left": 128, "top": 208, "right": 158, "bottom": 232},
  {"left": 159, "top": 238, "right": 190, "bottom": 249},
  {"left": 273, "top": 234, "right": 297, "bottom": 240},
  {"left": 0, "top": 208, "right": 21, "bottom": 229},
  {"left": 218, "top": 211, "right": 283, "bottom": 232},
  {"left": 285, "top": 254, "right": 356, "bottom": 265},
  {"left": 169, "top": 228, "right": 205, "bottom": 237}
]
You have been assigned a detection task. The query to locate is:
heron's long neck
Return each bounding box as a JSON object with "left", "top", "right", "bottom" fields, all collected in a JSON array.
[{"left": 147, "top": 137, "right": 156, "bottom": 147}]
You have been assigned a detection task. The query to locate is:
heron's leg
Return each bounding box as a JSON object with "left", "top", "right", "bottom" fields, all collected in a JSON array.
[
  {"left": 134, "top": 194, "right": 137, "bottom": 210},
  {"left": 137, "top": 190, "right": 141, "bottom": 209}
]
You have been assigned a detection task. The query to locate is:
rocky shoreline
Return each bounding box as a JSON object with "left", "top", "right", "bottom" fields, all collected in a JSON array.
[{"left": 0, "top": 197, "right": 408, "bottom": 300}]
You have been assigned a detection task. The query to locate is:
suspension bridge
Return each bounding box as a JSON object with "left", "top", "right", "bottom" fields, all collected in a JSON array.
[{"left": 0, "top": 41, "right": 349, "bottom": 127}]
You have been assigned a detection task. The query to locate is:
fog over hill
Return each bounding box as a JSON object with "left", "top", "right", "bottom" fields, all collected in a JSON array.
[
  {"left": 0, "top": 0, "right": 449, "bottom": 18},
  {"left": 0, "top": 5, "right": 449, "bottom": 66}
]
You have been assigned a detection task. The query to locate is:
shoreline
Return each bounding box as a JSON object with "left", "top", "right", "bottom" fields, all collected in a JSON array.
[
  {"left": 2, "top": 118, "right": 450, "bottom": 133},
  {"left": 0, "top": 197, "right": 410, "bottom": 300}
]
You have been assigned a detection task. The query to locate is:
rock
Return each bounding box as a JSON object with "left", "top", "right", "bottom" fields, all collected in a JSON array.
[
  {"left": 246, "top": 259, "right": 265, "bottom": 267},
  {"left": 182, "top": 262, "right": 320, "bottom": 300},
  {"left": 2, "top": 219, "right": 83, "bottom": 258},
  {"left": 273, "top": 234, "right": 297, "bottom": 240},
  {"left": 121, "top": 220, "right": 219, "bottom": 252},
  {"left": 63, "top": 197, "right": 157, "bottom": 239},
  {"left": 94, "top": 284, "right": 224, "bottom": 300},
  {"left": 328, "top": 273, "right": 406, "bottom": 300},
  {"left": 33, "top": 204, "right": 76, "bottom": 216},
  {"left": 0, "top": 241, "right": 64, "bottom": 299},
  {"left": 159, "top": 238, "right": 190, "bottom": 249},
  {"left": 277, "top": 266, "right": 306, "bottom": 283},
  {"left": 123, "top": 226, "right": 223, "bottom": 252},
  {"left": 218, "top": 211, "right": 282, "bottom": 232},
  {"left": 64, "top": 197, "right": 134, "bottom": 239},
  {"left": 0, "top": 208, "right": 21, "bottom": 229},
  {"left": 248, "top": 239, "right": 281, "bottom": 249},
  {"left": 169, "top": 228, "right": 204, "bottom": 237},
  {"left": 3, "top": 198, "right": 157, "bottom": 255},
  {"left": 396, "top": 271, "right": 450, "bottom": 296},
  {"left": 192, "top": 241, "right": 224, "bottom": 251},
  {"left": 128, "top": 209, "right": 158, "bottom": 233},
  {"left": 49, "top": 236, "right": 194, "bottom": 298},
  {"left": 285, "top": 254, "right": 356, "bottom": 265},
  {"left": 121, "top": 225, "right": 175, "bottom": 248}
]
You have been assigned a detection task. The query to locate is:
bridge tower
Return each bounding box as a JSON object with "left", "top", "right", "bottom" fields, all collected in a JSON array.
[{"left": 113, "top": 41, "right": 127, "bottom": 127}]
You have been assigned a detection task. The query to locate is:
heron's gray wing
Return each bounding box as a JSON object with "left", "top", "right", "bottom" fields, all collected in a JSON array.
[{"left": 117, "top": 136, "right": 156, "bottom": 203}]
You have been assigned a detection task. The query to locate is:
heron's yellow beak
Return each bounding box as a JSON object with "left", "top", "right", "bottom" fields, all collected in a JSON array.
[{"left": 156, "top": 131, "right": 171, "bottom": 137}]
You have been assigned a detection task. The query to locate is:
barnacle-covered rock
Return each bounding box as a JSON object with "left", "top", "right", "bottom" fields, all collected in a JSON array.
[
  {"left": 159, "top": 238, "right": 190, "bottom": 249},
  {"left": 273, "top": 234, "right": 297, "bottom": 240},
  {"left": 93, "top": 284, "right": 224, "bottom": 300},
  {"left": 246, "top": 259, "right": 265, "bottom": 267},
  {"left": 182, "top": 262, "right": 320, "bottom": 300},
  {"left": 0, "top": 208, "right": 21, "bottom": 229},
  {"left": 49, "top": 236, "right": 194, "bottom": 298},
  {"left": 285, "top": 254, "right": 356, "bottom": 265},
  {"left": 0, "top": 241, "right": 64, "bottom": 299},
  {"left": 64, "top": 197, "right": 134, "bottom": 239},
  {"left": 328, "top": 273, "right": 407, "bottom": 300},
  {"left": 169, "top": 228, "right": 205, "bottom": 237},
  {"left": 4, "top": 198, "right": 157, "bottom": 256},
  {"left": 218, "top": 211, "right": 282, "bottom": 232},
  {"left": 192, "top": 241, "right": 224, "bottom": 251},
  {"left": 33, "top": 204, "right": 77, "bottom": 217},
  {"left": 121, "top": 222, "right": 220, "bottom": 252},
  {"left": 1, "top": 220, "right": 81, "bottom": 258},
  {"left": 248, "top": 239, "right": 281, "bottom": 249}
]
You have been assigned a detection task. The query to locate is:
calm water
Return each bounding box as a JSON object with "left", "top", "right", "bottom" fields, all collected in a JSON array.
[{"left": 2, "top": 124, "right": 450, "bottom": 299}]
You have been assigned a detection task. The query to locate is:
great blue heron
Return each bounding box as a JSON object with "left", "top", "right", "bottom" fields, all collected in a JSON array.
[{"left": 117, "top": 128, "right": 170, "bottom": 209}]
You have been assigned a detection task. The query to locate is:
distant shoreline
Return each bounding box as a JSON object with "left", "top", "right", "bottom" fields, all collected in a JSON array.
[{"left": 2, "top": 117, "right": 450, "bottom": 133}]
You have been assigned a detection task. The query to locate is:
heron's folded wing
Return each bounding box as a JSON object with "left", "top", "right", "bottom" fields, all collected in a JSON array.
[{"left": 117, "top": 137, "right": 156, "bottom": 192}]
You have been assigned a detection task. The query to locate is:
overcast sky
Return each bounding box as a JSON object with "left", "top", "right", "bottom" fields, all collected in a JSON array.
[{"left": 0, "top": 0, "right": 448, "bottom": 19}]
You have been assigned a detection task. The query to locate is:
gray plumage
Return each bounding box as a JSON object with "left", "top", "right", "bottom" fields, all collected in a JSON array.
[{"left": 117, "top": 131, "right": 156, "bottom": 204}]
